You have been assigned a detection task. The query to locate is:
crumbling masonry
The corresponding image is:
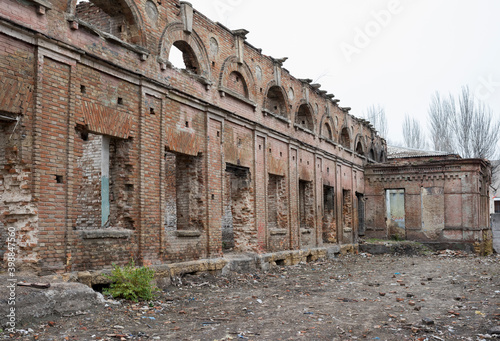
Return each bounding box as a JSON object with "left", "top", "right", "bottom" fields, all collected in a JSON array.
[{"left": 0, "top": 0, "right": 491, "bottom": 273}]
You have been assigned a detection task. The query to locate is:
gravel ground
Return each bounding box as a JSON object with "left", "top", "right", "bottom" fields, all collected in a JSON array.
[{"left": 3, "top": 252, "right": 500, "bottom": 341}]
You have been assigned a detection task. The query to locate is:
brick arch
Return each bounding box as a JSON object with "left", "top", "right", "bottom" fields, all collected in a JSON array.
[
  {"left": 380, "top": 149, "right": 386, "bottom": 162},
  {"left": 70, "top": 0, "right": 146, "bottom": 46},
  {"left": 294, "top": 100, "right": 315, "bottom": 131},
  {"left": 159, "top": 22, "right": 211, "bottom": 80},
  {"left": 339, "top": 125, "right": 352, "bottom": 150},
  {"left": 263, "top": 82, "right": 289, "bottom": 119},
  {"left": 354, "top": 134, "right": 365, "bottom": 155},
  {"left": 319, "top": 112, "right": 336, "bottom": 141},
  {"left": 367, "top": 144, "right": 376, "bottom": 160},
  {"left": 218, "top": 56, "right": 256, "bottom": 101}
]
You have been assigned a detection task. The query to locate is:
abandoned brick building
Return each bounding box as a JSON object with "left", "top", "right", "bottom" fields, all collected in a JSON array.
[
  {"left": 0, "top": 0, "right": 492, "bottom": 273},
  {"left": 365, "top": 147, "right": 491, "bottom": 248}
]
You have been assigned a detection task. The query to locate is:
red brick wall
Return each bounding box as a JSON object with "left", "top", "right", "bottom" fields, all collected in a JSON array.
[
  {"left": 364, "top": 159, "right": 491, "bottom": 243},
  {"left": 0, "top": 0, "right": 390, "bottom": 271}
]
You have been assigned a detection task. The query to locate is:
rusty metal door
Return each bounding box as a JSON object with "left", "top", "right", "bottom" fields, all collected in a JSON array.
[{"left": 386, "top": 189, "right": 405, "bottom": 239}]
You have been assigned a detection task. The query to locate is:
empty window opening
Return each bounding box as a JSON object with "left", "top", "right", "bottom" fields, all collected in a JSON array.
[
  {"left": 150, "top": 108, "right": 155, "bottom": 115},
  {"left": 369, "top": 149, "right": 375, "bottom": 160},
  {"left": 342, "top": 189, "right": 352, "bottom": 231},
  {"left": 295, "top": 104, "right": 314, "bottom": 131},
  {"left": 356, "top": 141, "right": 364, "bottom": 155},
  {"left": 268, "top": 174, "right": 288, "bottom": 230},
  {"left": 340, "top": 128, "right": 351, "bottom": 149},
  {"left": 76, "top": 0, "right": 138, "bottom": 43},
  {"left": 164, "top": 151, "right": 204, "bottom": 232},
  {"left": 80, "top": 85, "right": 86, "bottom": 93},
  {"left": 222, "top": 164, "right": 252, "bottom": 252},
  {"left": 117, "top": 97, "right": 123, "bottom": 105},
  {"left": 227, "top": 71, "right": 248, "bottom": 98},
  {"left": 76, "top": 133, "right": 134, "bottom": 230},
  {"left": 265, "top": 86, "right": 287, "bottom": 118},
  {"left": 299, "top": 180, "right": 314, "bottom": 230},
  {"left": 80, "top": 130, "right": 89, "bottom": 141},
  {"left": 323, "top": 185, "right": 336, "bottom": 243},
  {"left": 55, "top": 175, "right": 64, "bottom": 184},
  {"left": 169, "top": 41, "right": 200, "bottom": 74}
]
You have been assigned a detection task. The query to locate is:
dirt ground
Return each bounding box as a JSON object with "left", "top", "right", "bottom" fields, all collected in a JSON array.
[{"left": 3, "top": 252, "right": 500, "bottom": 341}]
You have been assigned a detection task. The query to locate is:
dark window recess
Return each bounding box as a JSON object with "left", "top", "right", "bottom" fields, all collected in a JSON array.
[
  {"left": 117, "top": 97, "right": 123, "bottom": 105},
  {"left": 81, "top": 131, "right": 89, "bottom": 141},
  {"left": 55, "top": 175, "right": 63, "bottom": 184},
  {"left": 150, "top": 108, "right": 155, "bottom": 115},
  {"left": 80, "top": 85, "right": 86, "bottom": 93}
]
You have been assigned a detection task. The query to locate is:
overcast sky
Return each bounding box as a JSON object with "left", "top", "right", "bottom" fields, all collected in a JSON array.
[{"left": 187, "top": 0, "right": 500, "bottom": 147}]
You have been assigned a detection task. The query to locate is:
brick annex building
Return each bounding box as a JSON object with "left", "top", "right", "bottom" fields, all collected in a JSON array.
[{"left": 0, "top": 0, "right": 492, "bottom": 273}]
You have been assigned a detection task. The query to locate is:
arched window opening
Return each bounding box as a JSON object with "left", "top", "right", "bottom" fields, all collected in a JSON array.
[
  {"left": 265, "top": 86, "right": 287, "bottom": 118},
  {"left": 323, "top": 123, "right": 333, "bottom": 140},
  {"left": 369, "top": 149, "right": 375, "bottom": 160},
  {"left": 380, "top": 150, "right": 386, "bottom": 162},
  {"left": 169, "top": 41, "right": 200, "bottom": 74},
  {"left": 227, "top": 71, "right": 248, "bottom": 98},
  {"left": 356, "top": 141, "right": 364, "bottom": 155},
  {"left": 76, "top": 0, "right": 139, "bottom": 43},
  {"left": 295, "top": 104, "right": 314, "bottom": 131},
  {"left": 340, "top": 127, "right": 351, "bottom": 149}
]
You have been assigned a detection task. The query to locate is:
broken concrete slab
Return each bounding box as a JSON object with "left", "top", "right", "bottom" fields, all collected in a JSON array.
[{"left": 0, "top": 281, "right": 105, "bottom": 328}]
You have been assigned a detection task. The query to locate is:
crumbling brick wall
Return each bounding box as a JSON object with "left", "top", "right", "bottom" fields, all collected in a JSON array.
[
  {"left": 76, "top": 133, "right": 102, "bottom": 230},
  {"left": 222, "top": 165, "right": 256, "bottom": 252},
  {"left": 323, "top": 185, "right": 336, "bottom": 243},
  {"left": 364, "top": 158, "right": 492, "bottom": 244},
  {"left": 0, "top": 0, "right": 389, "bottom": 271}
]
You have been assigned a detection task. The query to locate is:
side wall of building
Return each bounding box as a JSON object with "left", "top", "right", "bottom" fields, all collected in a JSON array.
[
  {"left": 364, "top": 158, "right": 491, "bottom": 245},
  {"left": 0, "top": 0, "right": 384, "bottom": 272}
]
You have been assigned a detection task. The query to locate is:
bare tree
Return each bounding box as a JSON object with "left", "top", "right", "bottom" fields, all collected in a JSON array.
[
  {"left": 363, "top": 104, "right": 388, "bottom": 138},
  {"left": 402, "top": 114, "right": 427, "bottom": 149},
  {"left": 428, "top": 92, "right": 454, "bottom": 153},
  {"left": 428, "top": 86, "right": 500, "bottom": 183},
  {"left": 428, "top": 86, "right": 500, "bottom": 159}
]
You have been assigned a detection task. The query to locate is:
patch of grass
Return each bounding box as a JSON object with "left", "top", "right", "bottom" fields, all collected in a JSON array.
[{"left": 104, "top": 260, "right": 159, "bottom": 302}]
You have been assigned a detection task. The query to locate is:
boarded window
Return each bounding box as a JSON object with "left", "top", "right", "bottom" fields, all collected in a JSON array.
[
  {"left": 222, "top": 164, "right": 252, "bottom": 251},
  {"left": 76, "top": 132, "right": 134, "bottom": 230},
  {"left": 299, "top": 180, "right": 314, "bottom": 229},
  {"left": 268, "top": 174, "right": 288, "bottom": 229},
  {"left": 165, "top": 152, "right": 204, "bottom": 231},
  {"left": 323, "top": 185, "right": 336, "bottom": 243}
]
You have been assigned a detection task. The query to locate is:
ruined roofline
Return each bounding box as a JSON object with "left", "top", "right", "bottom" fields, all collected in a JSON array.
[
  {"left": 183, "top": 3, "right": 369, "bottom": 129},
  {"left": 387, "top": 145, "right": 461, "bottom": 160}
]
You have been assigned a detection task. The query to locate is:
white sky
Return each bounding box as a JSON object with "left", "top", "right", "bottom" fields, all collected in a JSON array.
[{"left": 187, "top": 0, "right": 500, "bottom": 147}]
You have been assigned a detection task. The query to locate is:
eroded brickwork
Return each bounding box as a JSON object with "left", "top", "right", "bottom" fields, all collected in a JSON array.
[
  {"left": 0, "top": 0, "right": 401, "bottom": 272},
  {"left": 364, "top": 157, "right": 491, "bottom": 244}
]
